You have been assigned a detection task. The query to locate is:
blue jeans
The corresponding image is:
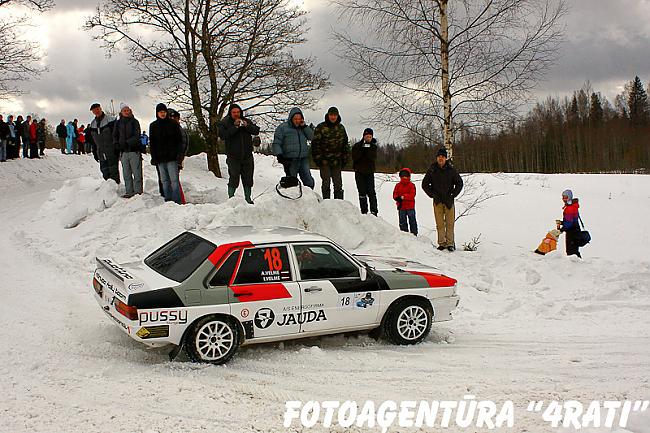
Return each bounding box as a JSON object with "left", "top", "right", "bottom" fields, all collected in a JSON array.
[
  {"left": 0, "top": 140, "right": 6, "bottom": 161},
  {"left": 287, "top": 157, "right": 315, "bottom": 189},
  {"left": 158, "top": 161, "right": 181, "bottom": 204},
  {"left": 399, "top": 209, "right": 418, "bottom": 235}
]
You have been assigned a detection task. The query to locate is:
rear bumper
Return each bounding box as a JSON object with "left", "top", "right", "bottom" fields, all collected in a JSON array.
[
  {"left": 93, "top": 282, "right": 171, "bottom": 348},
  {"left": 431, "top": 295, "right": 460, "bottom": 322}
]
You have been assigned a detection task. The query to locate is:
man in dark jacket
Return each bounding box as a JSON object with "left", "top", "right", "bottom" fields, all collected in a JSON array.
[
  {"left": 272, "top": 107, "right": 315, "bottom": 189},
  {"left": 351, "top": 128, "right": 379, "bottom": 215},
  {"left": 312, "top": 106, "right": 349, "bottom": 200},
  {"left": 89, "top": 103, "right": 119, "bottom": 183},
  {"left": 421, "top": 147, "right": 463, "bottom": 251},
  {"left": 0, "top": 115, "right": 9, "bottom": 162},
  {"left": 149, "top": 103, "right": 183, "bottom": 204},
  {"left": 56, "top": 120, "right": 67, "bottom": 154},
  {"left": 218, "top": 103, "right": 260, "bottom": 203},
  {"left": 113, "top": 103, "right": 142, "bottom": 197}
]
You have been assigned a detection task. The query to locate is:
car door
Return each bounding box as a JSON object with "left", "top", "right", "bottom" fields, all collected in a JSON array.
[
  {"left": 291, "top": 243, "right": 380, "bottom": 333},
  {"left": 227, "top": 245, "right": 302, "bottom": 339}
]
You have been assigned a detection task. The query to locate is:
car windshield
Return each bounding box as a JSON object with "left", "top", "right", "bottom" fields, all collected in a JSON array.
[{"left": 144, "top": 232, "right": 215, "bottom": 282}]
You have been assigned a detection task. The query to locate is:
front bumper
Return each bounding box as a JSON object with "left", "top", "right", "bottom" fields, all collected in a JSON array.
[{"left": 431, "top": 295, "right": 460, "bottom": 322}]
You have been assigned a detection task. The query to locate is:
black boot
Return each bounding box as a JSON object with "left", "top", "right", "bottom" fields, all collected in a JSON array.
[{"left": 359, "top": 195, "right": 368, "bottom": 214}]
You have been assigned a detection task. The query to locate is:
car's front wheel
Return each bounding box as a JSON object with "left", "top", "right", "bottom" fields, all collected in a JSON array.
[
  {"left": 385, "top": 299, "right": 432, "bottom": 345},
  {"left": 184, "top": 316, "right": 240, "bottom": 364}
]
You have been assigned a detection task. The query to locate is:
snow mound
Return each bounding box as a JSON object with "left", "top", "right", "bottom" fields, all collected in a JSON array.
[{"left": 39, "top": 177, "right": 119, "bottom": 228}]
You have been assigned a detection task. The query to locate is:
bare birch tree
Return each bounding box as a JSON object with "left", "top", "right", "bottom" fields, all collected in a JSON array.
[
  {"left": 86, "top": 0, "right": 329, "bottom": 177},
  {"left": 0, "top": 0, "right": 52, "bottom": 96},
  {"left": 334, "top": 0, "right": 566, "bottom": 158}
]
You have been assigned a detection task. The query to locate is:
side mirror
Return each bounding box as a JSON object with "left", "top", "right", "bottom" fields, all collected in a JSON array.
[{"left": 360, "top": 266, "right": 367, "bottom": 281}]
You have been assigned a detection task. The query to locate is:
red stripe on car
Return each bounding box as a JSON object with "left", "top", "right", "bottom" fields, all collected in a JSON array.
[
  {"left": 208, "top": 241, "right": 253, "bottom": 266},
  {"left": 407, "top": 271, "right": 457, "bottom": 288},
  {"left": 229, "top": 283, "right": 292, "bottom": 302}
]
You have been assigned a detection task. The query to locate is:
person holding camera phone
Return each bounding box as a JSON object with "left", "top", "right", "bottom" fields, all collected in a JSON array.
[
  {"left": 218, "top": 103, "right": 261, "bottom": 204},
  {"left": 272, "top": 107, "right": 315, "bottom": 189}
]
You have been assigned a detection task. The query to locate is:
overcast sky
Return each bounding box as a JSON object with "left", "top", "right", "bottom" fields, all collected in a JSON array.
[{"left": 2, "top": 0, "right": 650, "bottom": 141}]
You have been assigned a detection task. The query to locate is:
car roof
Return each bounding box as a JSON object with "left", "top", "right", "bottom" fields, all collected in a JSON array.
[{"left": 190, "top": 226, "right": 332, "bottom": 247}]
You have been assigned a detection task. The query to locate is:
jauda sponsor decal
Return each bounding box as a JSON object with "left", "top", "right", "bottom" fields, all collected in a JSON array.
[
  {"left": 276, "top": 310, "right": 327, "bottom": 327},
  {"left": 139, "top": 310, "right": 188, "bottom": 325}
]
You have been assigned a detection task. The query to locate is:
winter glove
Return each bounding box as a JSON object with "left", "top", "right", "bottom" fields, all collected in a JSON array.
[
  {"left": 276, "top": 154, "right": 288, "bottom": 165},
  {"left": 395, "top": 196, "right": 403, "bottom": 210}
]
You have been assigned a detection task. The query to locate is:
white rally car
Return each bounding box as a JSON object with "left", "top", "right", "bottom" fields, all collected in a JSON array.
[{"left": 92, "top": 226, "right": 459, "bottom": 364}]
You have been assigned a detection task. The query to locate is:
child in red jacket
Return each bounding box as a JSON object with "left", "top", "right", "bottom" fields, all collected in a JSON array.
[{"left": 393, "top": 168, "right": 418, "bottom": 236}]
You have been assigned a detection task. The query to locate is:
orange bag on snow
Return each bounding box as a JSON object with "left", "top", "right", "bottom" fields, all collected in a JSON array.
[{"left": 534, "top": 229, "right": 561, "bottom": 255}]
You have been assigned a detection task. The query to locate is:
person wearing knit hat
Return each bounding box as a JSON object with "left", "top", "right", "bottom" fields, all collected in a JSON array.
[
  {"left": 113, "top": 101, "right": 142, "bottom": 197},
  {"left": 89, "top": 103, "right": 119, "bottom": 183},
  {"left": 351, "top": 127, "right": 379, "bottom": 215},
  {"left": 393, "top": 168, "right": 418, "bottom": 235},
  {"left": 149, "top": 102, "right": 183, "bottom": 204},
  {"left": 311, "top": 106, "right": 349, "bottom": 199},
  {"left": 557, "top": 189, "right": 583, "bottom": 258},
  {"left": 422, "top": 146, "right": 463, "bottom": 251}
]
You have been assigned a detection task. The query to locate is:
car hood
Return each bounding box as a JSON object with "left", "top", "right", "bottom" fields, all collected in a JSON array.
[{"left": 354, "top": 254, "right": 457, "bottom": 289}]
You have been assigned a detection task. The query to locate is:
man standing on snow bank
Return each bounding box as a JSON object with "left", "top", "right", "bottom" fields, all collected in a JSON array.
[
  {"left": 312, "top": 106, "right": 349, "bottom": 200},
  {"left": 422, "top": 147, "right": 463, "bottom": 251},
  {"left": 56, "top": 120, "right": 67, "bottom": 154},
  {"left": 557, "top": 189, "right": 582, "bottom": 258},
  {"left": 149, "top": 103, "right": 183, "bottom": 204},
  {"left": 218, "top": 103, "right": 260, "bottom": 204},
  {"left": 113, "top": 103, "right": 142, "bottom": 198},
  {"left": 351, "top": 128, "right": 379, "bottom": 215},
  {"left": 272, "top": 107, "right": 315, "bottom": 189},
  {"left": 89, "top": 103, "right": 120, "bottom": 184}
]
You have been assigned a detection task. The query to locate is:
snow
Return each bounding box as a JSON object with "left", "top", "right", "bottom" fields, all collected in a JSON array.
[{"left": 0, "top": 151, "right": 649, "bottom": 432}]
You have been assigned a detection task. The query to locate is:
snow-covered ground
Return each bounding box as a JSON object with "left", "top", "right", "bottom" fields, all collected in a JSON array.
[{"left": 0, "top": 151, "right": 648, "bottom": 433}]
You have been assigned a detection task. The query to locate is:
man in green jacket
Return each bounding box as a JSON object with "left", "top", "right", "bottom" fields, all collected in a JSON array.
[{"left": 311, "top": 107, "right": 349, "bottom": 199}]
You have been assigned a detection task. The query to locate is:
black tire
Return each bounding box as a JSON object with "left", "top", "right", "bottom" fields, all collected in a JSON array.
[
  {"left": 183, "top": 315, "right": 240, "bottom": 364},
  {"left": 384, "top": 298, "right": 433, "bottom": 345}
]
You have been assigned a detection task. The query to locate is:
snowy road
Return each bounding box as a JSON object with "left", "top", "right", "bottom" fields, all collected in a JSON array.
[{"left": 0, "top": 152, "right": 649, "bottom": 433}]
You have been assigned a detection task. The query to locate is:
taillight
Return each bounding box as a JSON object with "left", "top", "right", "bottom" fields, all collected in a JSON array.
[
  {"left": 114, "top": 299, "right": 138, "bottom": 320},
  {"left": 93, "top": 277, "right": 103, "bottom": 297}
]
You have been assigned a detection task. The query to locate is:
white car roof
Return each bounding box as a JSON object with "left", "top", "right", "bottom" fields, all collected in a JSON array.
[{"left": 190, "top": 226, "right": 331, "bottom": 246}]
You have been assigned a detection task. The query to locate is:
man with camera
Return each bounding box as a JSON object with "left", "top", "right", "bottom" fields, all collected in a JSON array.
[
  {"left": 272, "top": 107, "right": 315, "bottom": 189},
  {"left": 219, "top": 103, "right": 261, "bottom": 204}
]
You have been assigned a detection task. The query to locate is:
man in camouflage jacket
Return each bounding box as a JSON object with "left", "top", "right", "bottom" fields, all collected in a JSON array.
[{"left": 311, "top": 106, "right": 349, "bottom": 199}]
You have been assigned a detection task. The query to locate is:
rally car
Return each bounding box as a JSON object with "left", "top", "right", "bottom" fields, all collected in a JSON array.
[{"left": 92, "top": 226, "right": 460, "bottom": 364}]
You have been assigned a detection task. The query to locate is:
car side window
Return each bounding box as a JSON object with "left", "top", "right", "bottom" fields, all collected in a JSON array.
[
  {"left": 233, "top": 246, "right": 292, "bottom": 285},
  {"left": 209, "top": 251, "right": 240, "bottom": 287},
  {"left": 293, "top": 244, "right": 360, "bottom": 280}
]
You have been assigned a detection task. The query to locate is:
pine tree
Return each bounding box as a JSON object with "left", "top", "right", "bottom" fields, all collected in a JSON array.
[
  {"left": 589, "top": 93, "right": 603, "bottom": 125},
  {"left": 627, "top": 76, "right": 649, "bottom": 126}
]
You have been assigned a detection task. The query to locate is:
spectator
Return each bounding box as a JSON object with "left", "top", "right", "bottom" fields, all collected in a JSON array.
[
  {"left": 29, "top": 117, "right": 39, "bottom": 158},
  {"left": 89, "top": 103, "right": 119, "bottom": 183},
  {"left": 7, "top": 115, "right": 17, "bottom": 159},
  {"left": 37, "top": 118, "right": 47, "bottom": 156},
  {"left": 78, "top": 125, "right": 87, "bottom": 154},
  {"left": 393, "top": 168, "right": 418, "bottom": 236},
  {"left": 0, "top": 115, "right": 9, "bottom": 162},
  {"left": 22, "top": 116, "right": 32, "bottom": 158},
  {"left": 113, "top": 103, "right": 143, "bottom": 198},
  {"left": 56, "top": 120, "right": 67, "bottom": 154},
  {"left": 15, "top": 115, "right": 25, "bottom": 158},
  {"left": 73, "top": 119, "right": 80, "bottom": 154},
  {"left": 140, "top": 131, "right": 149, "bottom": 154},
  {"left": 272, "top": 107, "right": 315, "bottom": 189},
  {"left": 351, "top": 128, "right": 379, "bottom": 215},
  {"left": 149, "top": 103, "right": 183, "bottom": 204},
  {"left": 421, "top": 147, "right": 463, "bottom": 251},
  {"left": 218, "top": 103, "right": 260, "bottom": 204},
  {"left": 65, "top": 121, "right": 75, "bottom": 154},
  {"left": 557, "top": 189, "right": 583, "bottom": 258},
  {"left": 311, "top": 106, "right": 349, "bottom": 200}
]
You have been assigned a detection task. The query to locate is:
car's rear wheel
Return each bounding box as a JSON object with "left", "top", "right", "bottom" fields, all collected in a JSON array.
[
  {"left": 385, "top": 299, "right": 432, "bottom": 345},
  {"left": 184, "top": 316, "right": 240, "bottom": 364}
]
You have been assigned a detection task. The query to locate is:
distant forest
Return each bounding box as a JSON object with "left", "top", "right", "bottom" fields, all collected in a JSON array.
[{"left": 373, "top": 76, "right": 650, "bottom": 174}]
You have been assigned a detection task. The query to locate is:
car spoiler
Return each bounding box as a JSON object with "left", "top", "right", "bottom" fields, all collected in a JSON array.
[{"left": 96, "top": 257, "right": 135, "bottom": 282}]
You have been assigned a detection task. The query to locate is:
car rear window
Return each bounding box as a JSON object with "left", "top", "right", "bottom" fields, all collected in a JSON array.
[{"left": 145, "top": 232, "right": 216, "bottom": 282}]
